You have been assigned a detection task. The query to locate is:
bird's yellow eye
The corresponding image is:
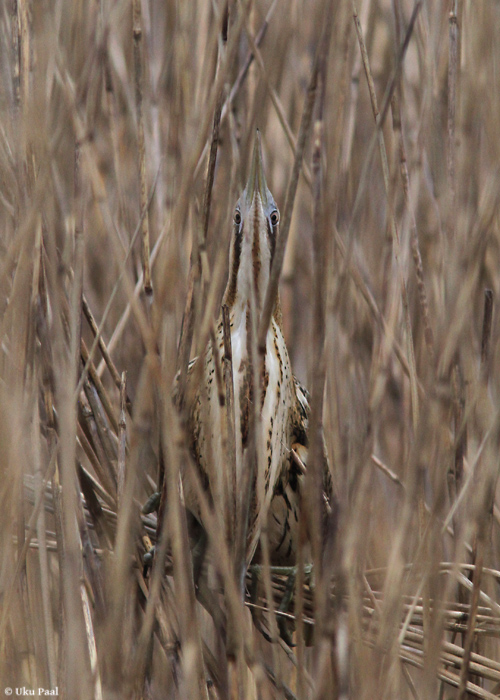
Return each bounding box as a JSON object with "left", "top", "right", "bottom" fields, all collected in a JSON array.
[
  {"left": 270, "top": 210, "right": 279, "bottom": 226},
  {"left": 234, "top": 210, "right": 241, "bottom": 225}
]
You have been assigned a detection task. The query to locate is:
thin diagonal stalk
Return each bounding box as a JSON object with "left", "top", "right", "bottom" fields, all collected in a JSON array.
[
  {"left": 257, "top": 35, "right": 320, "bottom": 353},
  {"left": 447, "top": 0, "right": 458, "bottom": 241},
  {"left": 133, "top": 0, "right": 152, "bottom": 296},
  {"left": 352, "top": 0, "right": 420, "bottom": 433}
]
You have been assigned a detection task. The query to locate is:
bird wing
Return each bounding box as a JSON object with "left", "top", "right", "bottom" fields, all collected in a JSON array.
[
  {"left": 291, "top": 376, "right": 333, "bottom": 502},
  {"left": 262, "top": 376, "right": 333, "bottom": 565}
]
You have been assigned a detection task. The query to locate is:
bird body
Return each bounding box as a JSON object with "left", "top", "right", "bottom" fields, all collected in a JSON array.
[
  {"left": 188, "top": 308, "right": 298, "bottom": 564},
  {"left": 183, "top": 133, "right": 328, "bottom": 566}
]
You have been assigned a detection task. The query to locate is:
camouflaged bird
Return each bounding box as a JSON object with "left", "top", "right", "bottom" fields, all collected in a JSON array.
[{"left": 183, "top": 132, "right": 331, "bottom": 566}]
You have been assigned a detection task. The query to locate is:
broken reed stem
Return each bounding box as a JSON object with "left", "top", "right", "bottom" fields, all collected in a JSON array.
[
  {"left": 80, "top": 338, "right": 119, "bottom": 434},
  {"left": 248, "top": 563, "right": 500, "bottom": 697},
  {"left": 82, "top": 372, "right": 118, "bottom": 462},
  {"left": 133, "top": 0, "right": 153, "bottom": 296},
  {"left": 448, "top": 0, "right": 458, "bottom": 240},
  {"left": 82, "top": 295, "right": 126, "bottom": 395},
  {"left": 76, "top": 419, "right": 116, "bottom": 501},
  {"left": 371, "top": 453, "right": 405, "bottom": 490}
]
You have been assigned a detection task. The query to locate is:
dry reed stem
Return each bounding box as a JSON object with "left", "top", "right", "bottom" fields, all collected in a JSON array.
[
  {"left": 352, "top": 0, "right": 420, "bottom": 432},
  {"left": 117, "top": 371, "right": 127, "bottom": 502},
  {"left": 82, "top": 294, "right": 126, "bottom": 394},
  {"left": 133, "top": 0, "right": 152, "bottom": 296},
  {"left": 222, "top": 304, "right": 237, "bottom": 556},
  {"left": 180, "top": 430, "right": 260, "bottom": 677},
  {"left": 176, "top": 28, "right": 225, "bottom": 415},
  {"left": 345, "top": 0, "right": 422, "bottom": 242},
  {"left": 481, "top": 289, "right": 494, "bottom": 378},
  {"left": 193, "top": 0, "right": 279, "bottom": 179},
  {"left": 81, "top": 337, "right": 119, "bottom": 434},
  {"left": 257, "top": 31, "right": 320, "bottom": 353},
  {"left": 390, "top": 84, "right": 434, "bottom": 359},
  {"left": 84, "top": 167, "right": 162, "bottom": 382},
  {"left": 305, "top": 8, "right": 336, "bottom": 688},
  {"left": 21, "top": 459, "right": 500, "bottom": 694},
  {"left": 243, "top": 27, "right": 313, "bottom": 190},
  {"left": 447, "top": 0, "right": 458, "bottom": 240},
  {"left": 457, "top": 290, "right": 498, "bottom": 697},
  {"left": 54, "top": 54, "right": 158, "bottom": 387}
]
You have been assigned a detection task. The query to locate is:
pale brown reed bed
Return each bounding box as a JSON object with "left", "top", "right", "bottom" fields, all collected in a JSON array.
[
  {"left": 2, "top": 1, "right": 500, "bottom": 698},
  {"left": 21, "top": 459, "right": 500, "bottom": 700}
]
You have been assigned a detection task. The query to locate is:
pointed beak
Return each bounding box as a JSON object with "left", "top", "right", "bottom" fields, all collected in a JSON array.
[{"left": 244, "top": 130, "right": 269, "bottom": 207}]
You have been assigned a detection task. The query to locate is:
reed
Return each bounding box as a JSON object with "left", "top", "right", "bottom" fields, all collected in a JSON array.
[{"left": 1, "top": 1, "right": 500, "bottom": 698}]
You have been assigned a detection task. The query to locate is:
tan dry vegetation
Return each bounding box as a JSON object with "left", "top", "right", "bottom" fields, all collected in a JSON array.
[{"left": 1, "top": 0, "right": 500, "bottom": 698}]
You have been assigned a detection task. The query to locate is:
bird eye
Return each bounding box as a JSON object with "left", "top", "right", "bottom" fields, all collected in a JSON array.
[
  {"left": 234, "top": 209, "right": 241, "bottom": 226},
  {"left": 270, "top": 210, "right": 279, "bottom": 226}
]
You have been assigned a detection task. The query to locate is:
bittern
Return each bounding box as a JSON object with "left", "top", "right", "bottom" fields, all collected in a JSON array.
[{"left": 183, "top": 132, "right": 331, "bottom": 567}]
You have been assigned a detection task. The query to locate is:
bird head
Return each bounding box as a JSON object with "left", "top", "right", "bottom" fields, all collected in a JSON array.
[{"left": 224, "top": 131, "right": 280, "bottom": 316}]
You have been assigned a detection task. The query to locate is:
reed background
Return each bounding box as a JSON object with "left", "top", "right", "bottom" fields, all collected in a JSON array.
[{"left": 1, "top": 0, "right": 500, "bottom": 698}]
